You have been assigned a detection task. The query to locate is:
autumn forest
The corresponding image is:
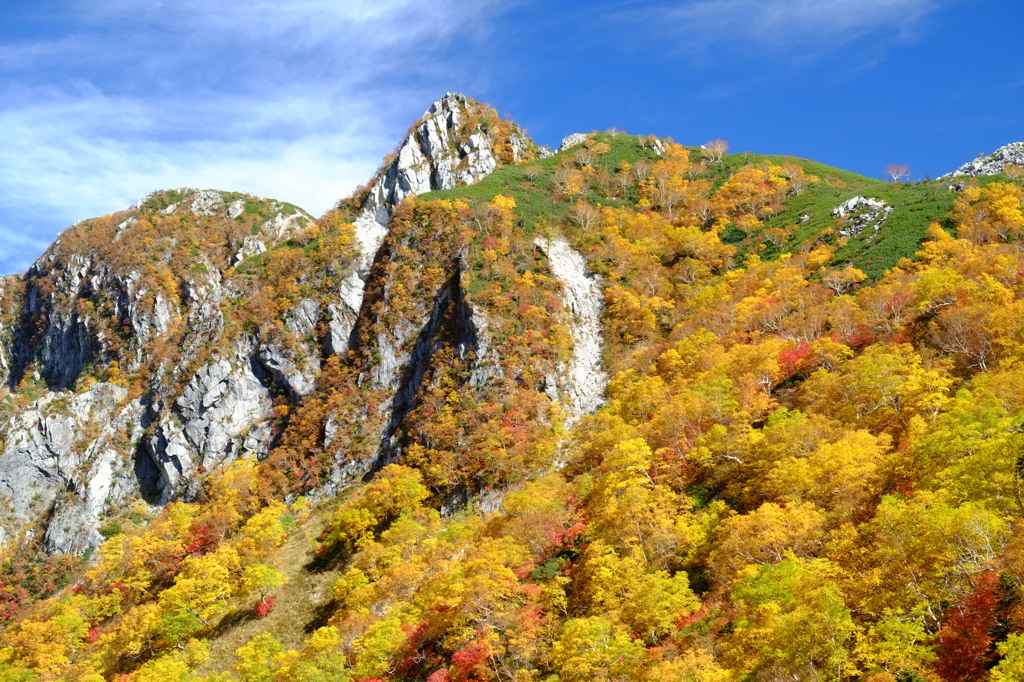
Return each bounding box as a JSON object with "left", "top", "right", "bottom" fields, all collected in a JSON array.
[{"left": 2, "top": 98, "right": 1024, "bottom": 682}]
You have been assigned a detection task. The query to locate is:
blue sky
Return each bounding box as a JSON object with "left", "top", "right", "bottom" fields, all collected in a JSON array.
[{"left": 1, "top": 0, "right": 1021, "bottom": 274}]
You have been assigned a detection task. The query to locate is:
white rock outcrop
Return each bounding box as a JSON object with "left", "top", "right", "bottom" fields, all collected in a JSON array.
[
  {"left": 831, "top": 196, "right": 893, "bottom": 239},
  {"left": 44, "top": 397, "right": 145, "bottom": 554},
  {"left": 941, "top": 142, "right": 1024, "bottom": 179},
  {"left": 190, "top": 190, "right": 225, "bottom": 216},
  {"left": 0, "top": 190, "right": 315, "bottom": 552},
  {"left": 257, "top": 298, "right": 322, "bottom": 400},
  {"left": 535, "top": 237, "right": 607, "bottom": 420},
  {"left": 233, "top": 235, "right": 267, "bottom": 265},
  {"left": 557, "top": 133, "right": 591, "bottom": 153},
  {"left": 139, "top": 344, "right": 276, "bottom": 505}
]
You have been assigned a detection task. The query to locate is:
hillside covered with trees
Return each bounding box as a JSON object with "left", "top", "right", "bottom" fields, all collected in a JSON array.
[{"left": 2, "top": 94, "right": 1024, "bottom": 681}]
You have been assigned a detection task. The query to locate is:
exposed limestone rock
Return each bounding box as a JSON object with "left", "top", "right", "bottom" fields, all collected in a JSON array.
[
  {"left": 557, "top": 133, "right": 591, "bottom": 153},
  {"left": 467, "top": 308, "right": 501, "bottom": 388},
  {"left": 114, "top": 216, "right": 137, "bottom": 239},
  {"left": 142, "top": 345, "right": 274, "bottom": 501},
  {"left": 44, "top": 397, "right": 145, "bottom": 554},
  {"left": 831, "top": 196, "right": 893, "bottom": 239},
  {"left": 190, "top": 190, "right": 225, "bottom": 216},
  {"left": 344, "top": 92, "right": 535, "bottom": 349},
  {"left": 325, "top": 274, "right": 363, "bottom": 356},
  {"left": 233, "top": 235, "right": 267, "bottom": 265},
  {"left": 941, "top": 142, "right": 1024, "bottom": 178},
  {"left": 22, "top": 253, "right": 102, "bottom": 390},
  {"left": 353, "top": 93, "right": 515, "bottom": 270},
  {"left": 0, "top": 189, "right": 319, "bottom": 552},
  {"left": 535, "top": 237, "right": 607, "bottom": 420},
  {"left": 261, "top": 208, "right": 308, "bottom": 241},
  {"left": 0, "top": 382, "right": 129, "bottom": 553},
  {"left": 108, "top": 271, "right": 178, "bottom": 369},
  {"left": 257, "top": 298, "right": 321, "bottom": 400}
]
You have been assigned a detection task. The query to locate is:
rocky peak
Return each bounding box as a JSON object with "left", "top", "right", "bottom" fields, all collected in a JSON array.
[
  {"left": 348, "top": 92, "right": 537, "bottom": 274},
  {"left": 331, "top": 93, "right": 538, "bottom": 360},
  {"left": 941, "top": 141, "right": 1024, "bottom": 178}
]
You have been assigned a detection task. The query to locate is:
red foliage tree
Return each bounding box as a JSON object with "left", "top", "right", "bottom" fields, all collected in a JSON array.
[
  {"left": 935, "top": 571, "right": 999, "bottom": 681},
  {"left": 253, "top": 596, "right": 276, "bottom": 619}
]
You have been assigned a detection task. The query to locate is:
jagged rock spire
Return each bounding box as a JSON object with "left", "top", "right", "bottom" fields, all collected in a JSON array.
[
  {"left": 330, "top": 93, "right": 536, "bottom": 358},
  {"left": 349, "top": 92, "right": 535, "bottom": 273}
]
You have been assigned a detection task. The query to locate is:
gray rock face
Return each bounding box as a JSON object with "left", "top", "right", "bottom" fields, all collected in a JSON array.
[
  {"left": 0, "top": 189, "right": 317, "bottom": 553},
  {"left": 155, "top": 347, "right": 274, "bottom": 494},
  {"left": 190, "top": 190, "right": 225, "bottom": 216},
  {"left": 0, "top": 382, "right": 132, "bottom": 553},
  {"left": 831, "top": 196, "right": 893, "bottom": 239},
  {"left": 233, "top": 235, "right": 267, "bottom": 265},
  {"left": 257, "top": 298, "right": 321, "bottom": 401},
  {"left": 44, "top": 396, "right": 145, "bottom": 554},
  {"left": 325, "top": 275, "right": 362, "bottom": 356},
  {"left": 0, "top": 95, "right": 550, "bottom": 554},
  {"left": 20, "top": 256, "right": 183, "bottom": 387},
  {"left": 941, "top": 142, "right": 1024, "bottom": 178},
  {"left": 22, "top": 253, "right": 101, "bottom": 390}
]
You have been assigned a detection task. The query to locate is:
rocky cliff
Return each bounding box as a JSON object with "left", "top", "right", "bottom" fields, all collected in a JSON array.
[
  {"left": 339, "top": 92, "right": 538, "bottom": 357},
  {"left": 0, "top": 189, "right": 325, "bottom": 552},
  {"left": 0, "top": 93, "right": 606, "bottom": 554}
]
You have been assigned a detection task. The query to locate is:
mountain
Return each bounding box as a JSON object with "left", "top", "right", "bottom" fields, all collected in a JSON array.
[
  {"left": 0, "top": 93, "right": 547, "bottom": 554},
  {"left": 1, "top": 96, "right": 1024, "bottom": 681}
]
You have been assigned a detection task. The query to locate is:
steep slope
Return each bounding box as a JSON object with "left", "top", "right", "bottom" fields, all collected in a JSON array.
[
  {"left": 339, "top": 92, "right": 538, "bottom": 341},
  {"left": 4, "top": 99, "right": 1024, "bottom": 682},
  {"left": 0, "top": 189, "right": 332, "bottom": 553},
  {"left": 0, "top": 93, "right": 551, "bottom": 554}
]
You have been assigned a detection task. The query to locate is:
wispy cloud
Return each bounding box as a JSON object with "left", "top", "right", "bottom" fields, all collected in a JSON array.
[
  {"left": 629, "top": 0, "right": 949, "bottom": 54},
  {"left": 0, "top": 0, "right": 509, "bottom": 274}
]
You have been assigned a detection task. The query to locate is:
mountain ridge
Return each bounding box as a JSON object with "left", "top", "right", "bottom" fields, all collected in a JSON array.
[
  {"left": 1, "top": 94, "right": 1024, "bottom": 681},
  {"left": 0, "top": 92, "right": 558, "bottom": 555}
]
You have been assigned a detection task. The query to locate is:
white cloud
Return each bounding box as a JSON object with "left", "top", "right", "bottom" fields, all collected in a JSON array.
[
  {"left": 0, "top": 91, "right": 380, "bottom": 211},
  {"left": 0, "top": 87, "right": 395, "bottom": 274},
  {"left": 643, "top": 0, "right": 947, "bottom": 52},
  {"left": 0, "top": 0, "right": 509, "bottom": 274}
]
